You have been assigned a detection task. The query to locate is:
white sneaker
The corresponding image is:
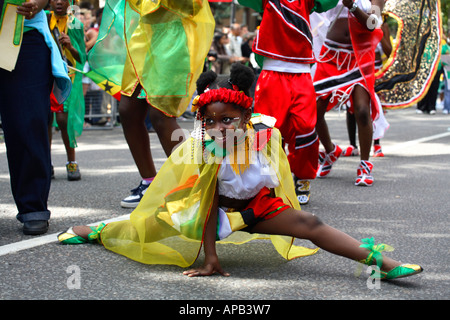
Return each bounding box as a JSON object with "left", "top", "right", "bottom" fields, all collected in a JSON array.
[
  {"left": 120, "top": 181, "right": 150, "bottom": 208},
  {"left": 355, "top": 160, "right": 374, "bottom": 187}
]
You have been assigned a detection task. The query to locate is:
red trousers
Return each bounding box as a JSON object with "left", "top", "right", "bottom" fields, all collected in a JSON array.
[{"left": 254, "top": 71, "right": 319, "bottom": 180}]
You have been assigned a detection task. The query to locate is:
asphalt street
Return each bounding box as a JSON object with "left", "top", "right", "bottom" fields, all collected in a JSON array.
[{"left": 0, "top": 107, "right": 449, "bottom": 306}]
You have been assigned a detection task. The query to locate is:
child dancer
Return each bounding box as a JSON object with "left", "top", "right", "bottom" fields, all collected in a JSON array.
[
  {"left": 47, "top": 0, "right": 86, "bottom": 180},
  {"left": 342, "top": 19, "right": 392, "bottom": 158},
  {"left": 58, "top": 64, "right": 422, "bottom": 280}
]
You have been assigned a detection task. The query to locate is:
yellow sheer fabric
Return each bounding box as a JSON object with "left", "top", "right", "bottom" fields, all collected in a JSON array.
[
  {"left": 101, "top": 124, "right": 318, "bottom": 267},
  {"left": 120, "top": 0, "right": 215, "bottom": 117}
]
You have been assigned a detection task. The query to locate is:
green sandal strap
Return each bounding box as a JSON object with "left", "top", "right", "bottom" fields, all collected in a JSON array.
[
  {"left": 359, "top": 237, "right": 394, "bottom": 269},
  {"left": 87, "top": 223, "right": 106, "bottom": 243},
  {"left": 355, "top": 238, "right": 423, "bottom": 280}
]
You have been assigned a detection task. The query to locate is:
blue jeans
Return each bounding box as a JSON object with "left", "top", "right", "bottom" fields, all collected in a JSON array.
[
  {"left": 0, "top": 30, "right": 53, "bottom": 223},
  {"left": 444, "top": 78, "right": 450, "bottom": 112}
]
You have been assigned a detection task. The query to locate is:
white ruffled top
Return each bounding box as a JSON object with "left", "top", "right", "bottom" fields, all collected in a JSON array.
[{"left": 217, "top": 151, "right": 280, "bottom": 200}]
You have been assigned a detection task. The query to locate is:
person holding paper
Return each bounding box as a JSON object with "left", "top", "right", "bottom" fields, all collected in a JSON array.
[{"left": 0, "top": 0, "right": 71, "bottom": 235}]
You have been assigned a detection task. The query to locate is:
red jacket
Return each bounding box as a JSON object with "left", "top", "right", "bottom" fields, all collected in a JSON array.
[{"left": 253, "top": 0, "right": 316, "bottom": 64}]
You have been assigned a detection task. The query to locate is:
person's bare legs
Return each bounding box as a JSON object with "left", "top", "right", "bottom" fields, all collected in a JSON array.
[
  {"left": 148, "top": 103, "right": 185, "bottom": 157},
  {"left": 118, "top": 89, "right": 157, "bottom": 179},
  {"left": 250, "top": 208, "right": 401, "bottom": 272},
  {"left": 352, "top": 85, "right": 372, "bottom": 161},
  {"left": 118, "top": 88, "right": 186, "bottom": 179},
  {"left": 346, "top": 110, "right": 358, "bottom": 148},
  {"left": 55, "top": 112, "right": 76, "bottom": 162},
  {"left": 316, "top": 97, "right": 335, "bottom": 154}
]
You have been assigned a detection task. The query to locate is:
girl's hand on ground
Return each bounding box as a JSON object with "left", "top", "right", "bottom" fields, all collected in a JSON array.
[{"left": 183, "top": 258, "right": 230, "bottom": 277}]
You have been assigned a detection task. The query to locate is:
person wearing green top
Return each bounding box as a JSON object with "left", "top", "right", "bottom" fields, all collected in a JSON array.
[{"left": 47, "top": 0, "right": 86, "bottom": 180}]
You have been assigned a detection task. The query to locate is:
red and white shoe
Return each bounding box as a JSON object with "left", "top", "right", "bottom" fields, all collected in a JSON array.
[
  {"left": 373, "top": 144, "right": 384, "bottom": 157},
  {"left": 355, "top": 160, "right": 374, "bottom": 186},
  {"left": 317, "top": 144, "right": 342, "bottom": 178},
  {"left": 341, "top": 145, "right": 359, "bottom": 157}
]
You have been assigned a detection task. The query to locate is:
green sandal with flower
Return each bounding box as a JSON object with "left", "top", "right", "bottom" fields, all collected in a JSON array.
[
  {"left": 58, "top": 223, "right": 106, "bottom": 245},
  {"left": 358, "top": 237, "right": 423, "bottom": 280}
]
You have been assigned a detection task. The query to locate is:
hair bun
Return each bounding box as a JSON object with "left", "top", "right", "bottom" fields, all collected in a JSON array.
[
  {"left": 196, "top": 70, "right": 217, "bottom": 94},
  {"left": 229, "top": 63, "right": 255, "bottom": 94}
]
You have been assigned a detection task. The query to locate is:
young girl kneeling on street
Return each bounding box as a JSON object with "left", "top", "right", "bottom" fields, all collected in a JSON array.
[{"left": 58, "top": 64, "right": 422, "bottom": 280}]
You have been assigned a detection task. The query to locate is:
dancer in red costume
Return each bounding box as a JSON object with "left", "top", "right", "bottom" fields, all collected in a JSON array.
[
  {"left": 313, "top": 0, "right": 385, "bottom": 186},
  {"left": 342, "top": 18, "right": 392, "bottom": 158},
  {"left": 240, "top": 0, "right": 339, "bottom": 205}
]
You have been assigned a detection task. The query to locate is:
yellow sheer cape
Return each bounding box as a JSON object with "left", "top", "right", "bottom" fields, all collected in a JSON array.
[
  {"left": 101, "top": 123, "right": 318, "bottom": 267},
  {"left": 122, "top": 0, "right": 214, "bottom": 116},
  {"left": 88, "top": 0, "right": 214, "bottom": 117}
]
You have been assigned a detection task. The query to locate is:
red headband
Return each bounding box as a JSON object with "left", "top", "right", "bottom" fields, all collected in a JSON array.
[{"left": 191, "top": 88, "right": 253, "bottom": 112}]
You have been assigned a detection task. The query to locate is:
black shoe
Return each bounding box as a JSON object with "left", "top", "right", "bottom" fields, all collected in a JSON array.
[
  {"left": 23, "top": 220, "right": 49, "bottom": 235},
  {"left": 293, "top": 177, "right": 311, "bottom": 205}
]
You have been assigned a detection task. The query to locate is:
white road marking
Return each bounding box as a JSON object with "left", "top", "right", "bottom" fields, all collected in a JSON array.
[
  {"left": 382, "top": 131, "right": 450, "bottom": 153},
  {"left": 0, "top": 214, "right": 130, "bottom": 256}
]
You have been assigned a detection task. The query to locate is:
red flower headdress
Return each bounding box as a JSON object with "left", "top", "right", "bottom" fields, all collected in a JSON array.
[{"left": 191, "top": 87, "right": 253, "bottom": 112}]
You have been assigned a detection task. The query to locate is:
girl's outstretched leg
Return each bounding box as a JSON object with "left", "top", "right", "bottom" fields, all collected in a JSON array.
[{"left": 250, "top": 209, "right": 422, "bottom": 279}]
